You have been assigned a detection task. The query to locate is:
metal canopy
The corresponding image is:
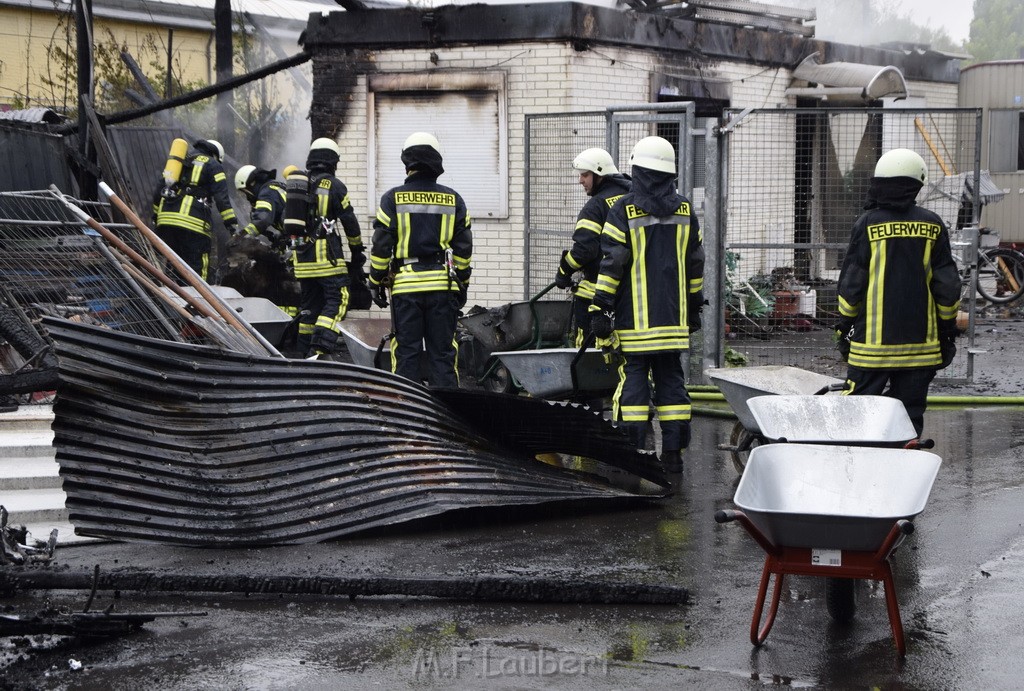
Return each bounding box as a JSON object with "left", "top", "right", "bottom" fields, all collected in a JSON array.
[{"left": 787, "top": 52, "right": 909, "bottom": 101}]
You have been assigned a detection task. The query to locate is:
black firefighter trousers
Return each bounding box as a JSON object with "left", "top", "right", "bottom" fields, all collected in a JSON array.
[
  {"left": 616, "top": 351, "right": 692, "bottom": 452},
  {"left": 391, "top": 291, "right": 459, "bottom": 388}
]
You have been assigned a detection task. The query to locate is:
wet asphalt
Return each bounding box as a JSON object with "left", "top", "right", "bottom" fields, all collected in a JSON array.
[{"left": 4, "top": 402, "right": 1024, "bottom": 690}]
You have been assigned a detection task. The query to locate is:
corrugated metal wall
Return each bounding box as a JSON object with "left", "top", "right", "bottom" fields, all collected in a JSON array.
[
  {"left": 0, "top": 127, "right": 72, "bottom": 193},
  {"left": 958, "top": 62, "right": 1024, "bottom": 243}
]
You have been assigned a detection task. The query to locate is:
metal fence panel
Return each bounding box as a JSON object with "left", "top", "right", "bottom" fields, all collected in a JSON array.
[{"left": 719, "top": 107, "right": 982, "bottom": 382}]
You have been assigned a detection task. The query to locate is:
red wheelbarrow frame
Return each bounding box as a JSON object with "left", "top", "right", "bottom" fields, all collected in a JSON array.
[{"left": 715, "top": 509, "right": 914, "bottom": 656}]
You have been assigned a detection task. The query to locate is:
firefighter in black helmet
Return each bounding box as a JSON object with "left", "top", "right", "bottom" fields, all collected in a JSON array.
[
  {"left": 152, "top": 139, "right": 238, "bottom": 282},
  {"left": 555, "top": 147, "right": 631, "bottom": 344},
  {"left": 368, "top": 132, "right": 472, "bottom": 388},
  {"left": 291, "top": 137, "right": 365, "bottom": 358},
  {"left": 589, "top": 136, "right": 704, "bottom": 473},
  {"left": 836, "top": 147, "right": 961, "bottom": 436}
]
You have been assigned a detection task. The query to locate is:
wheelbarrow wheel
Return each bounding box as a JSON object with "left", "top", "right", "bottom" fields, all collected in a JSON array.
[
  {"left": 728, "top": 421, "right": 760, "bottom": 474},
  {"left": 825, "top": 577, "right": 857, "bottom": 624},
  {"left": 483, "top": 362, "right": 515, "bottom": 394}
]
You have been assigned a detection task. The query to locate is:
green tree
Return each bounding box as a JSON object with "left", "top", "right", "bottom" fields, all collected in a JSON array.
[{"left": 967, "top": 0, "right": 1024, "bottom": 62}]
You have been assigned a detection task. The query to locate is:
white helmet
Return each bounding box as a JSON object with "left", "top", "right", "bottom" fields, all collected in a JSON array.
[
  {"left": 309, "top": 137, "right": 340, "bottom": 156},
  {"left": 403, "top": 132, "right": 442, "bottom": 154},
  {"left": 874, "top": 148, "right": 928, "bottom": 184},
  {"left": 630, "top": 136, "right": 676, "bottom": 174},
  {"left": 234, "top": 164, "right": 256, "bottom": 191},
  {"left": 206, "top": 139, "right": 225, "bottom": 162},
  {"left": 573, "top": 148, "right": 618, "bottom": 176}
]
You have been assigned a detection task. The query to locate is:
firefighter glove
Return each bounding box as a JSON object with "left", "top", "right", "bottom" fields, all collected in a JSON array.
[
  {"left": 371, "top": 283, "right": 389, "bottom": 309},
  {"left": 554, "top": 250, "right": 573, "bottom": 289},
  {"left": 835, "top": 318, "right": 854, "bottom": 362},
  {"left": 350, "top": 248, "right": 366, "bottom": 269},
  {"left": 687, "top": 293, "right": 706, "bottom": 334},
  {"left": 590, "top": 310, "right": 614, "bottom": 339}
]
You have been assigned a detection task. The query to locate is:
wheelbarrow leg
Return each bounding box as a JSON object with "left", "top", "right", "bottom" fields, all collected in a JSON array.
[
  {"left": 751, "top": 557, "right": 785, "bottom": 646},
  {"left": 881, "top": 563, "right": 907, "bottom": 656}
]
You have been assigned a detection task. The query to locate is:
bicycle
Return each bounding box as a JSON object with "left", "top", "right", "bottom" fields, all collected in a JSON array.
[{"left": 955, "top": 227, "right": 1024, "bottom": 305}]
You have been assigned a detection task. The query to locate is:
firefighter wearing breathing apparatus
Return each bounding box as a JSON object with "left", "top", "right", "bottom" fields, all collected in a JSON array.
[
  {"left": 836, "top": 147, "right": 961, "bottom": 436},
  {"left": 368, "top": 132, "right": 472, "bottom": 388},
  {"left": 589, "top": 136, "right": 704, "bottom": 473},
  {"left": 286, "top": 137, "right": 364, "bottom": 358},
  {"left": 555, "top": 148, "right": 631, "bottom": 345},
  {"left": 152, "top": 138, "right": 238, "bottom": 282},
  {"left": 233, "top": 164, "right": 287, "bottom": 247}
]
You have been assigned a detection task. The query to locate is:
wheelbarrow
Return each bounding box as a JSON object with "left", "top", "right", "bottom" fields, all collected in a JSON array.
[
  {"left": 705, "top": 366, "right": 845, "bottom": 472},
  {"left": 715, "top": 443, "right": 942, "bottom": 656},
  {"left": 459, "top": 283, "right": 574, "bottom": 394}
]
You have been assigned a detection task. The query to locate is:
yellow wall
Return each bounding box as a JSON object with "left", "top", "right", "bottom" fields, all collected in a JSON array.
[{"left": 0, "top": 6, "right": 295, "bottom": 112}]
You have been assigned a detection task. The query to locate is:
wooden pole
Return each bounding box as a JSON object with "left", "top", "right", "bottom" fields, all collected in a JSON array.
[{"left": 98, "top": 182, "right": 283, "bottom": 357}]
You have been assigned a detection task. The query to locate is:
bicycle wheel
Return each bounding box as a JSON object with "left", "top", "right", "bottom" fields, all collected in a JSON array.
[{"left": 976, "top": 248, "right": 1024, "bottom": 304}]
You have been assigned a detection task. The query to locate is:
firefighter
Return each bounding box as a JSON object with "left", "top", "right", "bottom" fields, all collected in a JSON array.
[
  {"left": 589, "top": 136, "right": 704, "bottom": 473},
  {"left": 368, "top": 132, "right": 472, "bottom": 388},
  {"left": 233, "top": 164, "right": 287, "bottom": 247},
  {"left": 555, "top": 148, "right": 631, "bottom": 345},
  {"left": 152, "top": 139, "right": 238, "bottom": 282},
  {"left": 836, "top": 147, "right": 961, "bottom": 436},
  {"left": 291, "top": 137, "right": 365, "bottom": 358},
  {"left": 229, "top": 164, "right": 300, "bottom": 320}
]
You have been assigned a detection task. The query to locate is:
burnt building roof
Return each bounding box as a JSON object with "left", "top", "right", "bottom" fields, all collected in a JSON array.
[{"left": 300, "top": 2, "right": 961, "bottom": 84}]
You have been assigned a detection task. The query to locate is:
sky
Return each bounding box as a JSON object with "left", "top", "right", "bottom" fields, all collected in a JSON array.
[{"left": 890, "top": 0, "right": 974, "bottom": 44}]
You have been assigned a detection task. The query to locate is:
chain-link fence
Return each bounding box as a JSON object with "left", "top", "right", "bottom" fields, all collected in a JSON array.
[
  {"left": 524, "top": 111, "right": 608, "bottom": 300},
  {"left": 718, "top": 107, "right": 982, "bottom": 382},
  {"left": 525, "top": 106, "right": 984, "bottom": 383}
]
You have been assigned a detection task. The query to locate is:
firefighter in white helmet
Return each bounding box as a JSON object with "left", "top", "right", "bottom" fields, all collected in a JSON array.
[
  {"left": 152, "top": 138, "right": 238, "bottom": 282},
  {"left": 589, "top": 136, "right": 704, "bottom": 473},
  {"left": 555, "top": 147, "right": 631, "bottom": 344},
  {"left": 368, "top": 132, "right": 472, "bottom": 387},
  {"left": 287, "top": 137, "right": 365, "bottom": 358},
  {"left": 233, "top": 164, "right": 287, "bottom": 247},
  {"left": 836, "top": 147, "right": 961, "bottom": 436}
]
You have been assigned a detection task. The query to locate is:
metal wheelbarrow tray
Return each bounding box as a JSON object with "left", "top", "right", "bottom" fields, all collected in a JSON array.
[
  {"left": 746, "top": 394, "right": 918, "bottom": 447},
  {"left": 338, "top": 317, "right": 393, "bottom": 368},
  {"left": 705, "top": 366, "right": 844, "bottom": 434},
  {"left": 716, "top": 443, "right": 941, "bottom": 656},
  {"left": 490, "top": 347, "right": 618, "bottom": 399}
]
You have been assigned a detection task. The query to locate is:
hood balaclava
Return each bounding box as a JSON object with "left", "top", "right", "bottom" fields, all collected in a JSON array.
[
  {"left": 864, "top": 176, "right": 923, "bottom": 212},
  {"left": 630, "top": 166, "right": 686, "bottom": 218},
  {"left": 402, "top": 145, "right": 445, "bottom": 180}
]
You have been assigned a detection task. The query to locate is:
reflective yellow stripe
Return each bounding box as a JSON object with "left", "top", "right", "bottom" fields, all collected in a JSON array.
[
  {"left": 656, "top": 404, "right": 691, "bottom": 421},
  {"left": 866, "top": 240, "right": 886, "bottom": 344}
]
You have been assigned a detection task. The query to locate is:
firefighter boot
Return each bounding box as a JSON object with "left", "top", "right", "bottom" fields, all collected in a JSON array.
[{"left": 660, "top": 450, "right": 683, "bottom": 473}]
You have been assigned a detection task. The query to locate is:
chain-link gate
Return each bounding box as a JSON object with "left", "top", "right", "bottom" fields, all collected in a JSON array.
[{"left": 715, "top": 107, "right": 983, "bottom": 383}]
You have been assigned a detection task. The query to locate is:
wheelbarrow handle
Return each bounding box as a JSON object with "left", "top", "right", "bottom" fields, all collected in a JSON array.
[
  {"left": 715, "top": 509, "right": 779, "bottom": 556},
  {"left": 905, "top": 438, "right": 935, "bottom": 450},
  {"left": 714, "top": 509, "right": 740, "bottom": 524}
]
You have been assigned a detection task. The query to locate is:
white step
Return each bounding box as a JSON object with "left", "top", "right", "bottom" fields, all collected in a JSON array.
[
  {"left": 0, "top": 430, "right": 55, "bottom": 458},
  {"left": 1, "top": 487, "right": 68, "bottom": 523},
  {"left": 0, "top": 405, "right": 54, "bottom": 434},
  {"left": 0, "top": 456, "right": 62, "bottom": 490}
]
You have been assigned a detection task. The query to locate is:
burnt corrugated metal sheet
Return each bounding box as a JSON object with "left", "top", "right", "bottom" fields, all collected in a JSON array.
[{"left": 45, "top": 318, "right": 665, "bottom": 546}]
